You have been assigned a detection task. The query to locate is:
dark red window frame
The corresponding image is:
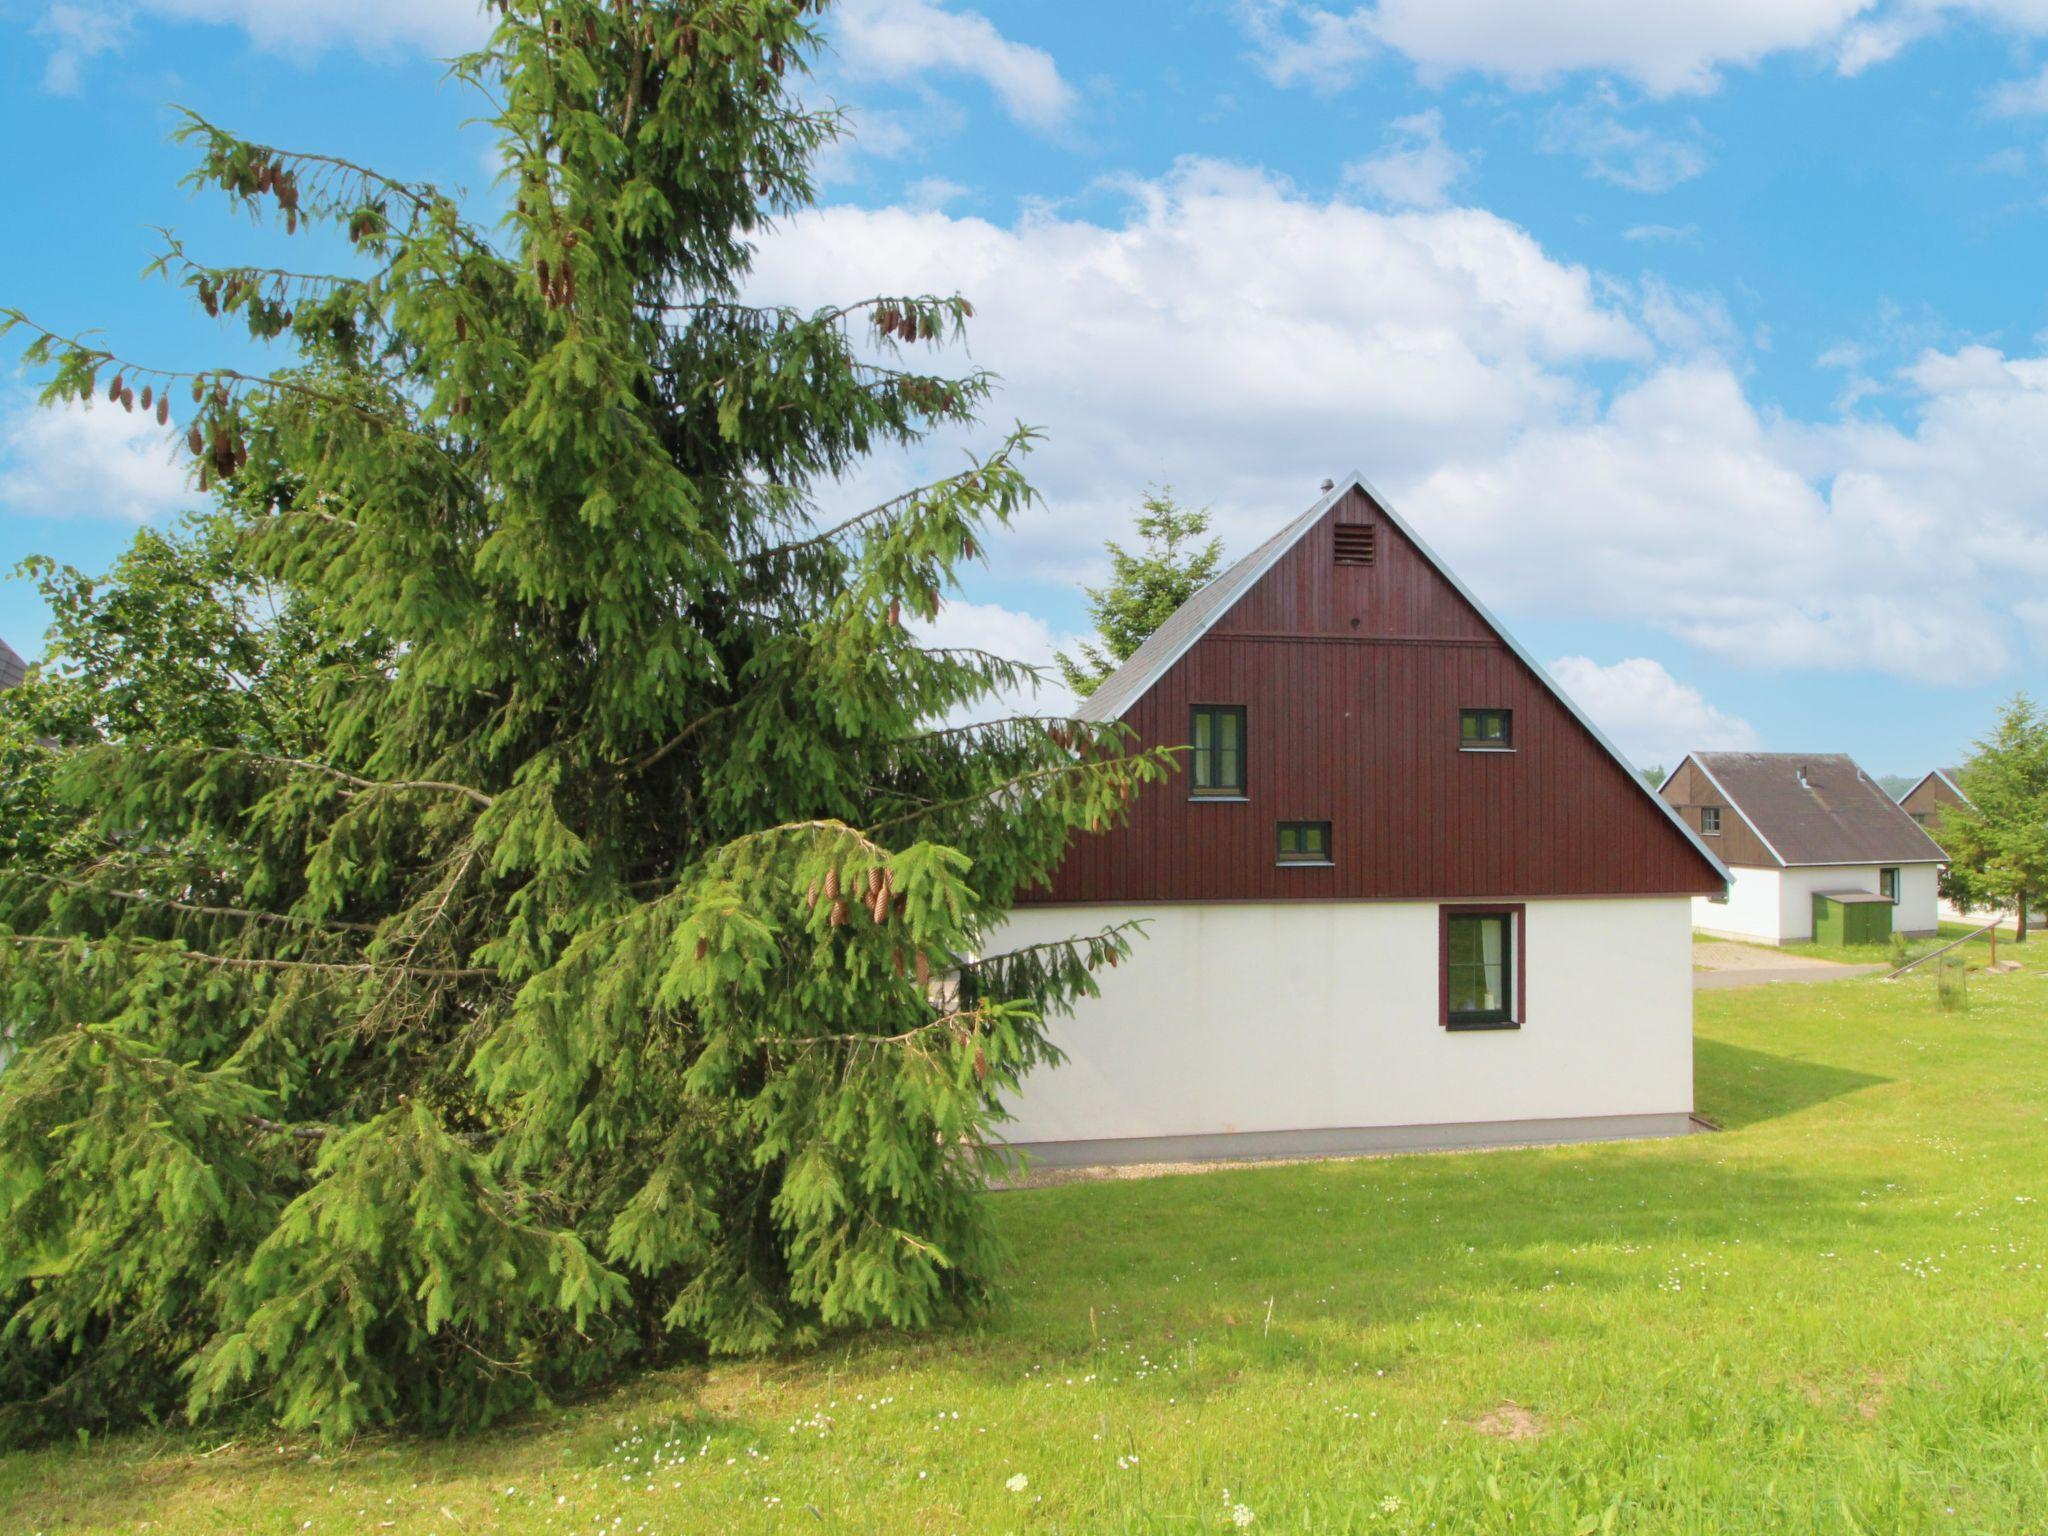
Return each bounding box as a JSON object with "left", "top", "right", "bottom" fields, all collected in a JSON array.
[{"left": 1438, "top": 902, "right": 1526, "bottom": 1031}]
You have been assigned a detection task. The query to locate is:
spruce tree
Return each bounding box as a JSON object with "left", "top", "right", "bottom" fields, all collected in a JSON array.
[
  {"left": 0, "top": 0, "right": 1167, "bottom": 1442},
  {"left": 1936, "top": 694, "right": 2048, "bottom": 941},
  {"left": 1057, "top": 489, "right": 1224, "bottom": 697}
]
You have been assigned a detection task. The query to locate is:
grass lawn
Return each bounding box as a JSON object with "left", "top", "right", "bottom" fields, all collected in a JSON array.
[{"left": 7, "top": 962, "right": 2048, "bottom": 1534}]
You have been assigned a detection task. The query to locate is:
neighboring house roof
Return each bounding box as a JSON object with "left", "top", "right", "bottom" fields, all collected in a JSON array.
[
  {"left": 1674, "top": 752, "right": 1947, "bottom": 867},
  {"left": 1074, "top": 470, "right": 1729, "bottom": 886},
  {"left": 0, "top": 638, "right": 25, "bottom": 692},
  {"left": 1900, "top": 767, "right": 1969, "bottom": 807}
]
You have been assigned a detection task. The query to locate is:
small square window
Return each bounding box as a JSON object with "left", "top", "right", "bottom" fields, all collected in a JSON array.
[
  {"left": 1189, "top": 705, "right": 1246, "bottom": 797},
  {"left": 1276, "top": 820, "right": 1332, "bottom": 866},
  {"left": 1459, "top": 709, "right": 1512, "bottom": 750},
  {"left": 1700, "top": 806, "right": 1722, "bottom": 835}
]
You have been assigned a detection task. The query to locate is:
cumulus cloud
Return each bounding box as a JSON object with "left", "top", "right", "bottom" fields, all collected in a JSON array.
[
  {"left": 911, "top": 598, "right": 1081, "bottom": 721},
  {"left": 0, "top": 396, "right": 189, "bottom": 524},
  {"left": 833, "top": 0, "right": 1076, "bottom": 132},
  {"left": 1343, "top": 109, "right": 1469, "bottom": 208},
  {"left": 1548, "top": 655, "right": 1759, "bottom": 768},
  {"left": 750, "top": 158, "right": 1647, "bottom": 580},
  {"left": 753, "top": 163, "right": 2048, "bottom": 690}
]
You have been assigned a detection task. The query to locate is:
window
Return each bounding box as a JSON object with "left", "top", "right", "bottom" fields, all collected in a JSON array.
[
  {"left": 1276, "top": 820, "right": 1332, "bottom": 866},
  {"left": 1700, "top": 806, "right": 1722, "bottom": 835},
  {"left": 1189, "top": 705, "right": 1246, "bottom": 798},
  {"left": 1460, "top": 708, "right": 1513, "bottom": 751},
  {"left": 1442, "top": 907, "right": 1521, "bottom": 1029},
  {"left": 1911, "top": 811, "right": 1931, "bottom": 826},
  {"left": 1880, "top": 866, "right": 1901, "bottom": 904}
]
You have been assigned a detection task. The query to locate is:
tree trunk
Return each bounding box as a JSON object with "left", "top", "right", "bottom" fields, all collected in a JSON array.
[{"left": 2017, "top": 892, "right": 2029, "bottom": 943}]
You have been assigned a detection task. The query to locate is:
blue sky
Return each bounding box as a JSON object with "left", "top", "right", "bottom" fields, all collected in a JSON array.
[{"left": 7, "top": 0, "right": 2048, "bottom": 775}]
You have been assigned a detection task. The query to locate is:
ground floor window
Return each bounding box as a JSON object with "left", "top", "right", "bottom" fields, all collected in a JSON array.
[
  {"left": 1441, "top": 905, "right": 1523, "bottom": 1029},
  {"left": 1880, "top": 866, "right": 1901, "bottom": 904}
]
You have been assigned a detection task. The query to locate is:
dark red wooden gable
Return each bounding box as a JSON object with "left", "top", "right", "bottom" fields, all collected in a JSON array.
[{"left": 1023, "top": 485, "right": 1725, "bottom": 904}]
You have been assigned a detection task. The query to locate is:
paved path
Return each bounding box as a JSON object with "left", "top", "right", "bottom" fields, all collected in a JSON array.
[{"left": 1692, "top": 940, "right": 1884, "bottom": 990}]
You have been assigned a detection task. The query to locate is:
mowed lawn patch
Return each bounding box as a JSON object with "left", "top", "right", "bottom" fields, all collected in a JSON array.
[{"left": 6, "top": 960, "right": 2047, "bottom": 1534}]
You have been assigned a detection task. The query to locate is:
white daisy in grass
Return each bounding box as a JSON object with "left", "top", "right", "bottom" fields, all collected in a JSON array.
[{"left": 1005, "top": 1473, "right": 1029, "bottom": 1493}]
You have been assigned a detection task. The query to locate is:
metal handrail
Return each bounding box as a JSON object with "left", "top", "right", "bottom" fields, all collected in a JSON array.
[{"left": 1879, "top": 918, "right": 2006, "bottom": 981}]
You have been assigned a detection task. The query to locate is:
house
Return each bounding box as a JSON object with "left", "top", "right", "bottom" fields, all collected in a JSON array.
[
  {"left": 1898, "top": 768, "right": 1967, "bottom": 830},
  {"left": 1896, "top": 767, "right": 2041, "bottom": 932},
  {"left": 996, "top": 472, "right": 1728, "bottom": 1169},
  {"left": 1658, "top": 753, "right": 1944, "bottom": 945},
  {"left": 0, "top": 639, "right": 24, "bottom": 692}
]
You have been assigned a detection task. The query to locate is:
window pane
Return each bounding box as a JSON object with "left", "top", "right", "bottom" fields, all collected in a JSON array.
[
  {"left": 1460, "top": 713, "right": 1478, "bottom": 742},
  {"left": 1447, "top": 915, "right": 1509, "bottom": 1019},
  {"left": 1219, "top": 712, "right": 1238, "bottom": 752},
  {"left": 1279, "top": 826, "right": 1299, "bottom": 853}
]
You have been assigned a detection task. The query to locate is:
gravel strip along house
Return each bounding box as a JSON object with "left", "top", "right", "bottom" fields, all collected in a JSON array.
[{"left": 996, "top": 472, "right": 1728, "bottom": 1168}]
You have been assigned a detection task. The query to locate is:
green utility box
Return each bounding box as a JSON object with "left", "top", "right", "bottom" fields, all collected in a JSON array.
[{"left": 1812, "top": 889, "right": 1894, "bottom": 946}]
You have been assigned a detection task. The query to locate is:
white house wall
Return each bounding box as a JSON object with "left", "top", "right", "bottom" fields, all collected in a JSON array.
[
  {"left": 992, "top": 897, "right": 1694, "bottom": 1165},
  {"left": 1691, "top": 865, "right": 1782, "bottom": 942},
  {"left": 1695, "top": 862, "right": 1940, "bottom": 944}
]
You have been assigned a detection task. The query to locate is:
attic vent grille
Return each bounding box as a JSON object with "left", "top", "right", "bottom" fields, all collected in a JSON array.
[{"left": 1334, "top": 524, "right": 1375, "bottom": 566}]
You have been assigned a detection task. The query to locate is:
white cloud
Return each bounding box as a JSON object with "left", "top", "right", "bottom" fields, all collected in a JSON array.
[
  {"left": 0, "top": 396, "right": 189, "bottom": 523},
  {"left": 1539, "top": 95, "right": 1711, "bottom": 192},
  {"left": 911, "top": 598, "right": 1080, "bottom": 720},
  {"left": 33, "top": 4, "right": 127, "bottom": 93},
  {"left": 833, "top": 0, "right": 1076, "bottom": 132},
  {"left": 1623, "top": 223, "right": 1700, "bottom": 243},
  {"left": 1989, "top": 62, "right": 2048, "bottom": 114},
  {"left": 1343, "top": 109, "right": 1470, "bottom": 208},
  {"left": 141, "top": 0, "right": 482, "bottom": 54},
  {"left": 1548, "top": 655, "right": 1759, "bottom": 768},
  {"left": 755, "top": 165, "right": 2048, "bottom": 691},
  {"left": 1240, "top": 0, "right": 1879, "bottom": 97},
  {"left": 751, "top": 158, "right": 1647, "bottom": 583},
  {"left": 1237, "top": 1, "right": 1379, "bottom": 93}
]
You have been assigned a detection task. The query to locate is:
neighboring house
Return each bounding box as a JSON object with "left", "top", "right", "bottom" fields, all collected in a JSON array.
[
  {"left": 1659, "top": 753, "right": 1945, "bottom": 945},
  {"left": 0, "top": 638, "right": 25, "bottom": 692},
  {"left": 1898, "top": 768, "right": 1967, "bottom": 829},
  {"left": 998, "top": 472, "right": 1727, "bottom": 1169},
  {"left": 1896, "top": 767, "right": 2042, "bottom": 932}
]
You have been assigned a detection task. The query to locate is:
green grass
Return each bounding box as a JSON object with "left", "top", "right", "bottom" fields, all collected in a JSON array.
[{"left": 9, "top": 960, "right": 2048, "bottom": 1535}]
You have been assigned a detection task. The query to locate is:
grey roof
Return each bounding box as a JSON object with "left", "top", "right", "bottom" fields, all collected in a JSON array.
[
  {"left": 1683, "top": 752, "right": 1947, "bottom": 867},
  {"left": 1073, "top": 498, "right": 1326, "bottom": 725},
  {"left": 0, "top": 638, "right": 25, "bottom": 692},
  {"left": 1074, "top": 470, "right": 1728, "bottom": 885}
]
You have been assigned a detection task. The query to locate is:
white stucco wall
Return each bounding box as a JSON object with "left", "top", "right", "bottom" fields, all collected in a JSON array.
[
  {"left": 992, "top": 896, "right": 1694, "bottom": 1154},
  {"left": 1695, "top": 862, "right": 1941, "bottom": 944},
  {"left": 1691, "top": 865, "right": 1781, "bottom": 942}
]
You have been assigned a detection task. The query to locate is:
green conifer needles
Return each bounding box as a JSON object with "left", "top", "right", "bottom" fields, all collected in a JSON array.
[{"left": 0, "top": 0, "right": 1169, "bottom": 1441}]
